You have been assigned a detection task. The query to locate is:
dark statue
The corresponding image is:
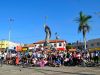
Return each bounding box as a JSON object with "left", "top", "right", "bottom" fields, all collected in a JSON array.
[{"left": 44, "top": 25, "right": 51, "bottom": 46}]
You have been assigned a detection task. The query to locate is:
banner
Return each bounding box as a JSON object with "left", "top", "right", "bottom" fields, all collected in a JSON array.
[{"left": 16, "top": 46, "right": 22, "bottom": 51}]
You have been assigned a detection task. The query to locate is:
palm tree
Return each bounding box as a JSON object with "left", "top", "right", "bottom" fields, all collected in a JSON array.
[{"left": 76, "top": 11, "right": 92, "bottom": 51}]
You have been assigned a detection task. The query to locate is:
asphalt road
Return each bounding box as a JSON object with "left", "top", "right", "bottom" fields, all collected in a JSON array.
[{"left": 0, "top": 65, "right": 100, "bottom": 75}]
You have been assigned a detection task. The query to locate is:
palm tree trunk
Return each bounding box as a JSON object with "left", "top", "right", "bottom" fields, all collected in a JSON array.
[{"left": 83, "top": 35, "right": 87, "bottom": 51}]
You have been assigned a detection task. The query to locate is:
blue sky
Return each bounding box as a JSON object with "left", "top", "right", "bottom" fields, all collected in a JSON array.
[{"left": 0, "top": 0, "right": 100, "bottom": 44}]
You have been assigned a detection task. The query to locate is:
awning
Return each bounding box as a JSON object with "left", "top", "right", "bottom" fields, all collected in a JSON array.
[
  {"left": 89, "top": 47, "right": 100, "bottom": 52},
  {"left": 57, "top": 48, "right": 65, "bottom": 50},
  {"left": 69, "top": 49, "right": 76, "bottom": 52}
]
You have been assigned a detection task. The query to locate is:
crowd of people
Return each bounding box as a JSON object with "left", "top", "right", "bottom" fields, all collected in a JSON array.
[{"left": 0, "top": 48, "right": 99, "bottom": 67}]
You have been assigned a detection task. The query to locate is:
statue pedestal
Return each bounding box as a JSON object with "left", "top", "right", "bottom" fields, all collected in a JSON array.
[{"left": 43, "top": 42, "right": 51, "bottom": 50}]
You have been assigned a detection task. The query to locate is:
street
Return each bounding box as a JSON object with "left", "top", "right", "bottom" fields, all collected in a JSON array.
[{"left": 0, "top": 65, "right": 100, "bottom": 75}]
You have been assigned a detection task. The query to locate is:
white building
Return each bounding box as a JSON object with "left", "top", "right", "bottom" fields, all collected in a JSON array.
[{"left": 33, "top": 40, "right": 67, "bottom": 50}]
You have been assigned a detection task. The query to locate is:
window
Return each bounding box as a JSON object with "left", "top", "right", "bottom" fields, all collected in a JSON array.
[
  {"left": 39, "top": 44, "right": 42, "bottom": 47},
  {"left": 91, "top": 43, "right": 94, "bottom": 47},
  {"left": 59, "top": 43, "right": 62, "bottom": 46},
  {"left": 54, "top": 44, "right": 56, "bottom": 47},
  {"left": 97, "top": 42, "right": 100, "bottom": 46}
]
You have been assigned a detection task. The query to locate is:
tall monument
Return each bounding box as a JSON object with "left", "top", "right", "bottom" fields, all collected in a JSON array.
[{"left": 44, "top": 25, "right": 51, "bottom": 46}]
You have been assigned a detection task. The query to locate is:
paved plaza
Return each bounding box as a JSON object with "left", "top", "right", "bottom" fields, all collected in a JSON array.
[{"left": 0, "top": 65, "right": 100, "bottom": 75}]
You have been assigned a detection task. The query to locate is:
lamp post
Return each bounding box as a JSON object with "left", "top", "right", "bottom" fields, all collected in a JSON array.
[{"left": 7, "top": 18, "right": 14, "bottom": 53}]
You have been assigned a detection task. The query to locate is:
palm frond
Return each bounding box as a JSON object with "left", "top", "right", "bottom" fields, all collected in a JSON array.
[
  {"left": 76, "top": 11, "right": 92, "bottom": 36},
  {"left": 83, "top": 15, "right": 92, "bottom": 23},
  {"left": 78, "top": 26, "right": 82, "bottom": 33},
  {"left": 74, "top": 17, "right": 79, "bottom": 23},
  {"left": 80, "top": 11, "right": 83, "bottom": 21}
]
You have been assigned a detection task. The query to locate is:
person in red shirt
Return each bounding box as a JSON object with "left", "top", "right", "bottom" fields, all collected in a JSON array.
[{"left": 16, "top": 53, "right": 19, "bottom": 65}]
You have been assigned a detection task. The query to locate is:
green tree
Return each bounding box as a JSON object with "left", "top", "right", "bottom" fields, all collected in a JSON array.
[
  {"left": 66, "top": 44, "right": 73, "bottom": 51},
  {"left": 76, "top": 11, "right": 92, "bottom": 51}
]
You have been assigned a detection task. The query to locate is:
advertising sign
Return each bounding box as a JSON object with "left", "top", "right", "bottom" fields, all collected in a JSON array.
[
  {"left": 22, "top": 47, "right": 28, "bottom": 51},
  {"left": 16, "top": 46, "right": 22, "bottom": 51}
]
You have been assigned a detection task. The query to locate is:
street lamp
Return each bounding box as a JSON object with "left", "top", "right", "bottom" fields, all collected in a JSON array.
[
  {"left": 7, "top": 18, "right": 14, "bottom": 53},
  {"left": 55, "top": 32, "right": 59, "bottom": 40}
]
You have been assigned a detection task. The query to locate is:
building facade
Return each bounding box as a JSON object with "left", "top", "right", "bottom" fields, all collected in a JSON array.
[
  {"left": 72, "top": 41, "right": 84, "bottom": 51},
  {"left": 87, "top": 38, "right": 100, "bottom": 52},
  {"left": 72, "top": 38, "right": 100, "bottom": 52},
  {"left": 33, "top": 40, "right": 67, "bottom": 50},
  {"left": 0, "top": 40, "right": 23, "bottom": 51}
]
